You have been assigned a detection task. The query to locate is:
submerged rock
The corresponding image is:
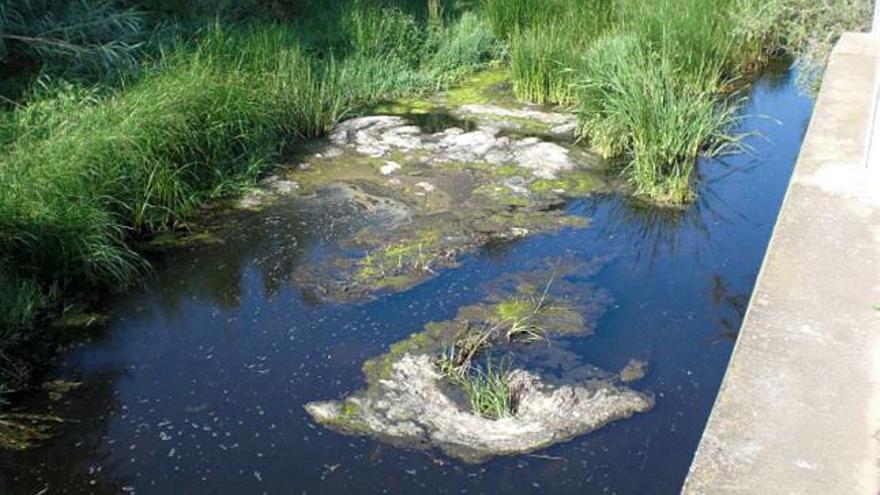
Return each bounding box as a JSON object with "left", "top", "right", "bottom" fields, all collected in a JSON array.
[
  {"left": 619, "top": 359, "right": 649, "bottom": 383},
  {"left": 306, "top": 354, "right": 652, "bottom": 463}
]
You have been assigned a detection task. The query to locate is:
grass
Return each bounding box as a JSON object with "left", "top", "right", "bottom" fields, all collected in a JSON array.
[
  {"left": 505, "top": 1, "right": 614, "bottom": 104},
  {"left": 438, "top": 322, "right": 498, "bottom": 377},
  {"left": 0, "top": 2, "right": 499, "bottom": 391},
  {"left": 481, "top": 0, "right": 866, "bottom": 203},
  {"left": 575, "top": 35, "right": 742, "bottom": 203},
  {"left": 495, "top": 277, "right": 556, "bottom": 342},
  {"left": 452, "top": 356, "right": 515, "bottom": 419}
]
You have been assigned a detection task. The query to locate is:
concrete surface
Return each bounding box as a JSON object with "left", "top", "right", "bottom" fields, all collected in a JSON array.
[{"left": 682, "top": 33, "right": 880, "bottom": 494}]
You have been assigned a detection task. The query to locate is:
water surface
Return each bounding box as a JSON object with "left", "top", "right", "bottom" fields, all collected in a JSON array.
[{"left": 0, "top": 66, "right": 812, "bottom": 494}]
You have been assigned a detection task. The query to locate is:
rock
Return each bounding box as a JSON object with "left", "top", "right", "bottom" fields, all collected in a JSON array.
[
  {"left": 324, "top": 115, "right": 582, "bottom": 180},
  {"left": 305, "top": 354, "right": 653, "bottom": 463},
  {"left": 503, "top": 176, "right": 531, "bottom": 196},
  {"left": 237, "top": 190, "right": 268, "bottom": 210},
  {"left": 514, "top": 141, "right": 574, "bottom": 179},
  {"left": 260, "top": 176, "right": 299, "bottom": 194},
  {"left": 329, "top": 116, "right": 422, "bottom": 157},
  {"left": 455, "top": 104, "right": 575, "bottom": 126},
  {"left": 550, "top": 122, "right": 578, "bottom": 138},
  {"left": 415, "top": 182, "right": 436, "bottom": 193},
  {"left": 380, "top": 161, "right": 401, "bottom": 175}
]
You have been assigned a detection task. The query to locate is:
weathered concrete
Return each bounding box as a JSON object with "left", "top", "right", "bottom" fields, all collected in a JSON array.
[{"left": 683, "top": 33, "right": 880, "bottom": 493}]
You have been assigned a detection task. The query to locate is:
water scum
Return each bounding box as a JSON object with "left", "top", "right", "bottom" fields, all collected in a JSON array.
[
  {"left": 305, "top": 258, "right": 653, "bottom": 463},
  {"left": 208, "top": 69, "right": 616, "bottom": 302}
]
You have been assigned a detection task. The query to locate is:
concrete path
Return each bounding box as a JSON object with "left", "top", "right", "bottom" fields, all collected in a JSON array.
[{"left": 682, "top": 33, "right": 880, "bottom": 493}]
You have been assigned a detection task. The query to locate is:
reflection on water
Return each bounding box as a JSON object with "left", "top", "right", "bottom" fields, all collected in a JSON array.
[{"left": 0, "top": 65, "right": 812, "bottom": 494}]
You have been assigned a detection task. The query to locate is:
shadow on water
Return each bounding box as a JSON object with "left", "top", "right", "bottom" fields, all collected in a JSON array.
[{"left": 0, "top": 63, "right": 813, "bottom": 494}]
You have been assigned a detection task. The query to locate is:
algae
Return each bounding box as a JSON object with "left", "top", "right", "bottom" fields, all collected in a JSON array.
[
  {"left": 166, "top": 69, "right": 613, "bottom": 303},
  {"left": 305, "top": 260, "right": 652, "bottom": 463}
]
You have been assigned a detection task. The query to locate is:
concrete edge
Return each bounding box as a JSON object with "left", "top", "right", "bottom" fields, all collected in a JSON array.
[{"left": 682, "top": 32, "right": 880, "bottom": 494}]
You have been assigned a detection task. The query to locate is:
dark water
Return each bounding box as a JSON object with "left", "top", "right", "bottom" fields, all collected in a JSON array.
[{"left": 0, "top": 66, "right": 811, "bottom": 494}]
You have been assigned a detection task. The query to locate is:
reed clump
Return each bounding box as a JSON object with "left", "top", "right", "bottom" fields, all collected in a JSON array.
[{"left": 481, "top": 0, "right": 866, "bottom": 203}]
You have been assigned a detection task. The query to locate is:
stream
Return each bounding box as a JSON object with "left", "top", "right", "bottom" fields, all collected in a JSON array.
[{"left": 0, "top": 64, "right": 811, "bottom": 494}]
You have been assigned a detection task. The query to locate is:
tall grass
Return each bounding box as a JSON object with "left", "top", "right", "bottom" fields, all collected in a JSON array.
[
  {"left": 575, "top": 35, "right": 741, "bottom": 203},
  {"left": 0, "top": 4, "right": 500, "bottom": 389},
  {"left": 482, "top": 0, "right": 865, "bottom": 203}
]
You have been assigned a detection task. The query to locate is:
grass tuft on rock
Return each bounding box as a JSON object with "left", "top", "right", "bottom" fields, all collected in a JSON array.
[{"left": 455, "top": 357, "right": 516, "bottom": 419}]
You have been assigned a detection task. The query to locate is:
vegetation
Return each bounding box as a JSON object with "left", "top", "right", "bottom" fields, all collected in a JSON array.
[
  {"left": 443, "top": 355, "right": 515, "bottom": 419},
  {"left": 495, "top": 277, "right": 559, "bottom": 342},
  {"left": 0, "top": 0, "right": 499, "bottom": 392},
  {"left": 482, "top": 0, "right": 866, "bottom": 203},
  {"left": 0, "top": 386, "right": 63, "bottom": 449},
  {"left": 0, "top": 0, "right": 866, "bottom": 403}
]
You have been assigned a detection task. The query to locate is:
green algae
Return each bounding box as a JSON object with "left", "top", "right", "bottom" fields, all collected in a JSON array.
[
  {"left": 471, "top": 183, "right": 531, "bottom": 208},
  {"left": 339, "top": 401, "right": 361, "bottom": 420},
  {"left": 143, "top": 230, "right": 224, "bottom": 251},
  {"left": 363, "top": 321, "right": 458, "bottom": 383},
  {"left": 367, "top": 66, "right": 516, "bottom": 118},
  {"left": 531, "top": 173, "right": 607, "bottom": 197},
  {"left": 442, "top": 67, "right": 515, "bottom": 107}
]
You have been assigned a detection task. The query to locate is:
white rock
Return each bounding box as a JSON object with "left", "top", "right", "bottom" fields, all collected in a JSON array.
[{"left": 380, "top": 161, "right": 402, "bottom": 175}]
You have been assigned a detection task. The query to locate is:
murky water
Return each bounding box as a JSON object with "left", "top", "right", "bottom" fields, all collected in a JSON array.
[{"left": 0, "top": 66, "right": 811, "bottom": 494}]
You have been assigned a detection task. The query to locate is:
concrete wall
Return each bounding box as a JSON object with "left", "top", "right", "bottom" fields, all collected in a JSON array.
[{"left": 683, "top": 33, "right": 880, "bottom": 494}]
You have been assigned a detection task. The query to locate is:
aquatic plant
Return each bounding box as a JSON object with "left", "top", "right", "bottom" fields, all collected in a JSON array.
[
  {"left": 458, "top": 357, "right": 516, "bottom": 419},
  {"left": 495, "top": 278, "right": 557, "bottom": 342},
  {"left": 438, "top": 322, "right": 499, "bottom": 377},
  {"left": 575, "top": 35, "right": 741, "bottom": 203}
]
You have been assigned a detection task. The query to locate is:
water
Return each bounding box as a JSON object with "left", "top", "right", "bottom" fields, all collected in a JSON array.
[{"left": 0, "top": 66, "right": 812, "bottom": 494}]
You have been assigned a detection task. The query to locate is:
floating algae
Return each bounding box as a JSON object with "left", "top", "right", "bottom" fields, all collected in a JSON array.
[
  {"left": 305, "top": 259, "right": 653, "bottom": 463},
  {"left": 167, "top": 69, "right": 613, "bottom": 303}
]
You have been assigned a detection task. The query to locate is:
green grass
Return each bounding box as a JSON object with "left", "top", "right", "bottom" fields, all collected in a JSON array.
[
  {"left": 0, "top": 3, "right": 499, "bottom": 390},
  {"left": 482, "top": 0, "right": 865, "bottom": 204},
  {"left": 495, "top": 278, "right": 557, "bottom": 342},
  {"left": 506, "top": 1, "right": 614, "bottom": 104},
  {"left": 458, "top": 357, "right": 515, "bottom": 419},
  {"left": 575, "top": 35, "right": 742, "bottom": 203}
]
